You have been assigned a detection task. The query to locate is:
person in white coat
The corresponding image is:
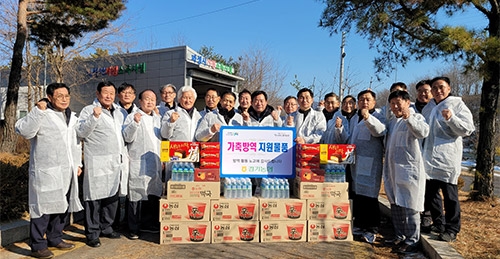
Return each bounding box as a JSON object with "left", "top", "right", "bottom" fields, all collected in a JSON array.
[
  {"left": 15, "top": 83, "right": 83, "bottom": 259},
  {"left": 349, "top": 89, "right": 386, "bottom": 244},
  {"left": 76, "top": 81, "right": 126, "bottom": 248},
  {"left": 157, "top": 84, "right": 177, "bottom": 117},
  {"left": 287, "top": 88, "right": 326, "bottom": 144},
  {"left": 195, "top": 91, "right": 243, "bottom": 142},
  {"left": 122, "top": 89, "right": 163, "bottom": 239},
  {"left": 422, "top": 76, "right": 475, "bottom": 242},
  {"left": 384, "top": 90, "right": 429, "bottom": 254},
  {"left": 241, "top": 90, "right": 282, "bottom": 127},
  {"left": 199, "top": 87, "right": 220, "bottom": 118}
]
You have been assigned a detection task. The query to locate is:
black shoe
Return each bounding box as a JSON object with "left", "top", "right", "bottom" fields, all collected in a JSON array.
[
  {"left": 31, "top": 248, "right": 54, "bottom": 259},
  {"left": 127, "top": 232, "right": 139, "bottom": 240},
  {"left": 439, "top": 231, "right": 457, "bottom": 242},
  {"left": 430, "top": 225, "right": 445, "bottom": 235},
  {"left": 86, "top": 238, "right": 101, "bottom": 248},
  {"left": 101, "top": 231, "right": 121, "bottom": 239},
  {"left": 395, "top": 243, "right": 420, "bottom": 254},
  {"left": 421, "top": 225, "right": 432, "bottom": 234},
  {"left": 384, "top": 237, "right": 403, "bottom": 248},
  {"left": 50, "top": 241, "right": 75, "bottom": 250}
]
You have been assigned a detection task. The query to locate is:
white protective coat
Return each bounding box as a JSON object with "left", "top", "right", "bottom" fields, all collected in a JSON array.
[
  {"left": 122, "top": 109, "right": 163, "bottom": 202},
  {"left": 384, "top": 111, "right": 429, "bottom": 211},
  {"left": 116, "top": 104, "right": 138, "bottom": 197},
  {"left": 320, "top": 110, "right": 350, "bottom": 144},
  {"left": 160, "top": 106, "right": 201, "bottom": 141},
  {"left": 195, "top": 112, "right": 243, "bottom": 142},
  {"left": 15, "top": 106, "right": 84, "bottom": 218},
  {"left": 349, "top": 109, "right": 386, "bottom": 198},
  {"left": 76, "top": 99, "right": 126, "bottom": 201},
  {"left": 421, "top": 96, "right": 475, "bottom": 184},
  {"left": 287, "top": 109, "right": 327, "bottom": 144}
]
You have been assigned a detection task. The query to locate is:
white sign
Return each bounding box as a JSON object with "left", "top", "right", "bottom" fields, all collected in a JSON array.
[{"left": 220, "top": 126, "right": 296, "bottom": 178}]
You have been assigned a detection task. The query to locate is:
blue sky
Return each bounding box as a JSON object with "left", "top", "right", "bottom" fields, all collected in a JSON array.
[{"left": 118, "top": 0, "right": 483, "bottom": 98}]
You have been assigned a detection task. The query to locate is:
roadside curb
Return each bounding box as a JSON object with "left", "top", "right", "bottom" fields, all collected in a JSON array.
[
  {"left": 378, "top": 197, "right": 464, "bottom": 259},
  {"left": 0, "top": 219, "right": 29, "bottom": 247}
]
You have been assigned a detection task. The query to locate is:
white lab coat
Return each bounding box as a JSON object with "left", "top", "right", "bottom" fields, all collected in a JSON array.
[
  {"left": 122, "top": 109, "right": 163, "bottom": 202},
  {"left": 422, "top": 96, "right": 475, "bottom": 184},
  {"left": 76, "top": 99, "right": 126, "bottom": 201},
  {"left": 287, "top": 109, "right": 326, "bottom": 144},
  {"left": 157, "top": 101, "right": 176, "bottom": 117},
  {"left": 320, "top": 110, "right": 350, "bottom": 144},
  {"left": 349, "top": 109, "right": 386, "bottom": 198},
  {"left": 195, "top": 111, "right": 243, "bottom": 142},
  {"left": 384, "top": 111, "right": 429, "bottom": 211},
  {"left": 199, "top": 107, "right": 218, "bottom": 118},
  {"left": 116, "top": 103, "right": 138, "bottom": 197},
  {"left": 243, "top": 106, "right": 283, "bottom": 127},
  {"left": 15, "top": 106, "right": 84, "bottom": 218},
  {"left": 160, "top": 106, "right": 201, "bottom": 141}
]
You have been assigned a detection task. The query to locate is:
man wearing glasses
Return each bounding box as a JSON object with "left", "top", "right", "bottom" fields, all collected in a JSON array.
[{"left": 158, "top": 84, "right": 177, "bottom": 117}]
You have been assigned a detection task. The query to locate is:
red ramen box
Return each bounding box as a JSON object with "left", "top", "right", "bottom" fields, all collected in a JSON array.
[
  {"left": 210, "top": 197, "right": 259, "bottom": 221},
  {"left": 160, "top": 221, "right": 211, "bottom": 244},
  {"left": 259, "top": 198, "right": 306, "bottom": 221},
  {"left": 161, "top": 141, "right": 199, "bottom": 162},
  {"left": 319, "top": 144, "right": 355, "bottom": 164},
  {"left": 307, "top": 219, "right": 353, "bottom": 242},
  {"left": 159, "top": 198, "right": 210, "bottom": 222},
  {"left": 194, "top": 168, "right": 220, "bottom": 182},
  {"left": 211, "top": 220, "right": 260, "bottom": 243},
  {"left": 260, "top": 220, "right": 307, "bottom": 243},
  {"left": 296, "top": 168, "right": 325, "bottom": 182},
  {"left": 293, "top": 179, "right": 349, "bottom": 200},
  {"left": 166, "top": 181, "right": 220, "bottom": 200},
  {"left": 306, "top": 199, "right": 352, "bottom": 220}
]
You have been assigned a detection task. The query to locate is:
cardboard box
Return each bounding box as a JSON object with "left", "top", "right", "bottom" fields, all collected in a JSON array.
[
  {"left": 296, "top": 144, "right": 320, "bottom": 153},
  {"left": 319, "top": 144, "right": 355, "bottom": 164},
  {"left": 259, "top": 198, "right": 306, "bottom": 221},
  {"left": 211, "top": 197, "right": 259, "bottom": 221},
  {"left": 296, "top": 168, "right": 325, "bottom": 182},
  {"left": 200, "top": 142, "right": 220, "bottom": 150},
  {"left": 161, "top": 141, "right": 199, "bottom": 162},
  {"left": 296, "top": 152, "right": 320, "bottom": 162},
  {"left": 194, "top": 168, "right": 220, "bottom": 182},
  {"left": 200, "top": 150, "right": 220, "bottom": 159},
  {"left": 166, "top": 181, "right": 220, "bottom": 200},
  {"left": 307, "top": 219, "right": 353, "bottom": 242},
  {"left": 160, "top": 221, "right": 211, "bottom": 244},
  {"left": 306, "top": 199, "right": 352, "bottom": 220},
  {"left": 159, "top": 198, "right": 210, "bottom": 222},
  {"left": 211, "top": 221, "right": 259, "bottom": 243},
  {"left": 260, "top": 220, "right": 307, "bottom": 242},
  {"left": 293, "top": 180, "right": 349, "bottom": 200},
  {"left": 295, "top": 160, "right": 321, "bottom": 169}
]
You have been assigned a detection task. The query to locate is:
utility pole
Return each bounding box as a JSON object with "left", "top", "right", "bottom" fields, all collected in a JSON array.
[{"left": 339, "top": 31, "right": 346, "bottom": 100}]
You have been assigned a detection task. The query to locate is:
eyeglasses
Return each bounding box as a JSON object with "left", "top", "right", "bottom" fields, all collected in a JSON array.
[{"left": 54, "top": 94, "right": 71, "bottom": 100}]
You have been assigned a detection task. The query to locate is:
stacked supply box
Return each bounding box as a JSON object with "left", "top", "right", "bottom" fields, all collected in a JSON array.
[
  {"left": 199, "top": 142, "right": 220, "bottom": 169},
  {"left": 211, "top": 197, "right": 260, "bottom": 243},
  {"left": 259, "top": 198, "right": 307, "bottom": 242}
]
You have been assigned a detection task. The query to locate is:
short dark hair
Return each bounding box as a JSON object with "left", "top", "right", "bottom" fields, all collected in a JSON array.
[
  {"left": 251, "top": 90, "right": 268, "bottom": 101},
  {"left": 97, "top": 81, "right": 116, "bottom": 93},
  {"left": 324, "top": 92, "right": 338, "bottom": 101},
  {"left": 297, "top": 88, "right": 313, "bottom": 98},
  {"left": 430, "top": 76, "right": 451, "bottom": 86},
  {"left": 283, "top": 95, "right": 296, "bottom": 105},
  {"left": 138, "top": 89, "right": 156, "bottom": 100},
  {"left": 221, "top": 91, "right": 236, "bottom": 100},
  {"left": 206, "top": 87, "right": 219, "bottom": 97},
  {"left": 46, "top": 83, "right": 70, "bottom": 96},
  {"left": 238, "top": 88, "right": 251, "bottom": 99},
  {"left": 390, "top": 82, "right": 407, "bottom": 92},
  {"left": 342, "top": 95, "right": 356, "bottom": 104},
  {"left": 357, "top": 89, "right": 376, "bottom": 99},
  {"left": 415, "top": 79, "right": 432, "bottom": 90},
  {"left": 388, "top": 90, "right": 411, "bottom": 102},
  {"left": 118, "top": 82, "right": 136, "bottom": 94}
]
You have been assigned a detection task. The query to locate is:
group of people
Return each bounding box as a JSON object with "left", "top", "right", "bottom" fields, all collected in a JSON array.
[{"left": 15, "top": 76, "right": 474, "bottom": 258}]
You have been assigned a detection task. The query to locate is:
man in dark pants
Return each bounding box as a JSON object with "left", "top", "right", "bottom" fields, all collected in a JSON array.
[
  {"left": 15, "top": 83, "right": 84, "bottom": 258},
  {"left": 77, "top": 81, "right": 126, "bottom": 247}
]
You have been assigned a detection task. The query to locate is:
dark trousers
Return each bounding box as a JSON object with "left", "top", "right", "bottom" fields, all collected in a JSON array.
[
  {"left": 353, "top": 194, "right": 380, "bottom": 233},
  {"left": 30, "top": 212, "right": 68, "bottom": 251},
  {"left": 84, "top": 192, "right": 119, "bottom": 241},
  {"left": 127, "top": 195, "right": 160, "bottom": 233},
  {"left": 424, "top": 179, "right": 461, "bottom": 234}
]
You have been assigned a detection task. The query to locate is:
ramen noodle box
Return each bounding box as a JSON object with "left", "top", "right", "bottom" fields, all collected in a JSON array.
[
  {"left": 293, "top": 179, "right": 349, "bottom": 200},
  {"left": 160, "top": 221, "right": 211, "bottom": 244},
  {"left": 307, "top": 220, "right": 353, "bottom": 242},
  {"left": 260, "top": 220, "right": 307, "bottom": 242},
  {"left": 211, "top": 221, "right": 259, "bottom": 243},
  {"left": 296, "top": 168, "right": 325, "bottom": 182},
  {"left": 161, "top": 141, "right": 200, "bottom": 162},
  {"left": 306, "top": 199, "right": 352, "bottom": 220},
  {"left": 199, "top": 159, "right": 220, "bottom": 169},
  {"left": 319, "top": 144, "right": 356, "bottom": 164},
  {"left": 210, "top": 197, "right": 259, "bottom": 221},
  {"left": 194, "top": 168, "right": 220, "bottom": 182},
  {"left": 259, "top": 198, "right": 306, "bottom": 221},
  {"left": 159, "top": 198, "right": 210, "bottom": 222},
  {"left": 166, "top": 181, "right": 220, "bottom": 199}
]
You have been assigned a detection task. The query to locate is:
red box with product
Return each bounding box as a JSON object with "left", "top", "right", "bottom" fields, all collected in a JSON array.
[
  {"left": 200, "top": 142, "right": 220, "bottom": 151},
  {"left": 194, "top": 168, "right": 220, "bottom": 182},
  {"left": 296, "top": 152, "right": 320, "bottom": 162},
  {"left": 296, "top": 168, "right": 325, "bottom": 182},
  {"left": 199, "top": 159, "right": 220, "bottom": 169},
  {"left": 319, "top": 144, "right": 356, "bottom": 164},
  {"left": 296, "top": 144, "right": 321, "bottom": 153},
  {"left": 296, "top": 160, "right": 321, "bottom": 169},
  {"left": 161, "top": 141, "right": 200, "bottom": 162},
  {"left": 200, "top": 150, "right": 220, "bottom": 160}
]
